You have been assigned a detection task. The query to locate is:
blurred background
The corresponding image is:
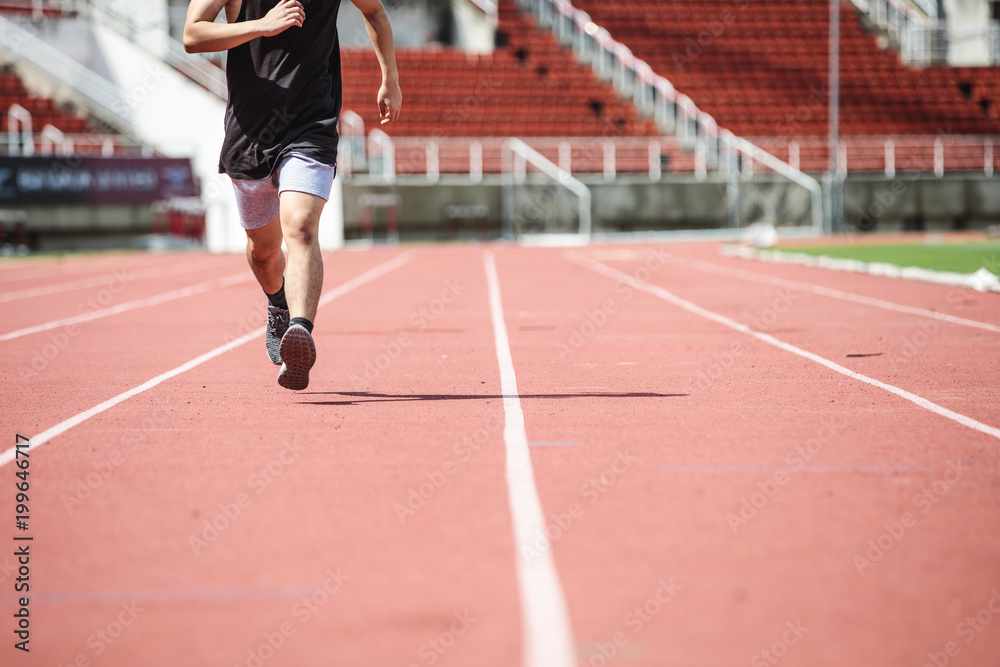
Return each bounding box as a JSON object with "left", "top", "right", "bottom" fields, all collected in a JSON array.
[{"left": 2, "top": 0, "right": 1000, "bottom": 253}]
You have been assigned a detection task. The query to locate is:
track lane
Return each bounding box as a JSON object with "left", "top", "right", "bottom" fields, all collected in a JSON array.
[
  {"left": 0, "top": 256, "right": 227, "bottom": 304},
  {"left": 575, "top": 252, "right": 1000, "bottom": 439},
  {"left": 4, "top": 243, "right": 999, "bottom": 667},
  {"left": 492, "top": 244, "right": 1000, "bottom": 666},
  {"left": 577, "top": 245, "right": 1000, "bottom": 429},
  {"left": 2, "top": 247, "right": 522, "bottom": 667},
  {"left": 0, "top": 256, "right": 254, "bottom": 336},
  {"left": 0, "top": 252, "right": 409, "bottom": 455},
  {"left": 673, "top": 243, "right": 1000, "bottom": 330},
  {"left": 0, "top": 251, "right": 215, "bottom": 288}
]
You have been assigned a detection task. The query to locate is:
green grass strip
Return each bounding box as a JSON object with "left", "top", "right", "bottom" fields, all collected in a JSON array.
[{"left": 776, "top": 242, "right": 1000, "bottom": 275}]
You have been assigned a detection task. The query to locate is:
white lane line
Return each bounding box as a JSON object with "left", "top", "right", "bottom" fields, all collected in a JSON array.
[
  {"left": 0, "top": 273, "right": 253, "bottom": 342},
  {"left": 0, "top": 585, "right": 330, "bottom": 606},
  {"left": 0, "top": 253, "right": 412, "bottom": 468},
  {"left": 483, "top": 251, "right": 577, "bottom": 667},
  {"left": 665, "top": 253, "right": 1000, "bottom": 334},
  {"left": 0, "top": 258, "right": 220, "bottom": 304},
  {"left": 570, "top": 253, "right": 1000, "bottom": 442}
]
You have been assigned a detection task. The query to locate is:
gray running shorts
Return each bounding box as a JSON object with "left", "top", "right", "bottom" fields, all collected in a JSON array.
[{"left": 231, "top": 152, "right": 337, "bottom": 230}]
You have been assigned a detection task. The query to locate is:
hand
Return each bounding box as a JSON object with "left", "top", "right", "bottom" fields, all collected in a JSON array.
[
  {"left": 258, "top": 0, "right": 304, "bottom": 37},
  {"left": 378, "top": 79, "right": 402, "bottom": 124}
]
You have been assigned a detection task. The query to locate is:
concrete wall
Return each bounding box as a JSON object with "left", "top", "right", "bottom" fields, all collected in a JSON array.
[
  {"left": 342, "top": 176, "right": 772, "bottom": 239},
  {"left": 342, "top": 173, "right": 1000, "bottom": 240},
  {"left": 8, "top": 203, "right": 154, "bottom": 251},
  {"left": 13, "top": 171, "right": 1000, "bottom": 248},
  {"left": 846, "top": 174, "right": 1000, "bottom": 231}
]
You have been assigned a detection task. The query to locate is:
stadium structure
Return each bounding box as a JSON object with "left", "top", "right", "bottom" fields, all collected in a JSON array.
[{"left": 2, "top": 0, "right": 1000, "bottom": 251}]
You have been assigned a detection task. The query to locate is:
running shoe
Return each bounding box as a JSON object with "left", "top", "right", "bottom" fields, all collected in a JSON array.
[
  {"left": 277, "top": 324, "right": 316, "bottom": 391},
  {"left": 265, "top": 305, "right": 289, "bottom": 365}
]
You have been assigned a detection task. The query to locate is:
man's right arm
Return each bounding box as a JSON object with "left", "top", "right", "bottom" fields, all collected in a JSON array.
[{"left": 183, "top": 0, "right": 305, "bottom": 54}]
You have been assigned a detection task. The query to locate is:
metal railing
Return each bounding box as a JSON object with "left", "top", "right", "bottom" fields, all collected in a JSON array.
[
  {"left": 749, "top": 135, "right": 1000, "bottom": 177},
  {"left": 341, "top": 134, "right": 729, "bottom": 181},
  {"left": 1, "top": 129, "right": 149, "bottom": 156},
  {"left": 2, "top": 99, "right": 148, "bottom": 156},
  {"left": 2, "top": 132, "right": 149, "bottom": 156},
  {"left": 339, "top": 110, "right": 367, "bottom": 178},
  {"left": 7, "top": 103, "right": 32, "bottom": 155},
  {"left": 501, "top": 137, "right": 591, "bottom": 240},
  {"left": 514, "top": 0, "right": 823, "bottom": 230},
  {"left": 339, "top": 130, "right": 823, "bottom": 232},
  {"left": 367, "top": 128, "right": 395, "bottom": 182}
]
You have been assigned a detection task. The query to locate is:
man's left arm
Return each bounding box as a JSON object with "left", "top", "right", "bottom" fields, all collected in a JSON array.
[{"left": 351, "top": 0, "right": 402, "bottom": 124}]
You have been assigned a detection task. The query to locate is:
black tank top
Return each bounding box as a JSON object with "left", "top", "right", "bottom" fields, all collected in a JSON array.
[{"left": 220, "top": 0, "right": 343, "bottom": 179}]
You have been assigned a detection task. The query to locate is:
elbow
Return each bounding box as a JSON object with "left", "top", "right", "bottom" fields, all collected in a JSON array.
[{"left": 182, "top": 28, "right": 202, "bottom": 53}]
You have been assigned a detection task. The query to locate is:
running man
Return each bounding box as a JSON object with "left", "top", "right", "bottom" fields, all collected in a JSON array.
[{"left": 184, "top": 0, "right": 401, "bottom": 390}]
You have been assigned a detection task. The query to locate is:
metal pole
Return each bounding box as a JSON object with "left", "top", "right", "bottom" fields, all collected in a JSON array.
[{"left": 829, "top": 0, "right": 843, "bottom": 233}]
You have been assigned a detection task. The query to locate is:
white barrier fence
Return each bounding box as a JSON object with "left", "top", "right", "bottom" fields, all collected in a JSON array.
[
  {"left": 750, "top": 135, "right": 1000, "bottom": 177},
  {"left": 2, "top": 104, "right": 148, "bottom": 156}
]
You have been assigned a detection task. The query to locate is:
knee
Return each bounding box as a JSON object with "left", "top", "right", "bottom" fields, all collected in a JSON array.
[
  {"left": 247, "top": 236, "right": 281, "bottom": 263},
  {"left": 283, "top": 212, "right": 320, "bottom": 247}
]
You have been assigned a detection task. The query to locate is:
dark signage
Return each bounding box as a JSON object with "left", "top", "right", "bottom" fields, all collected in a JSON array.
[{"left": 0, "top": 156, "right": 198, "bottom": 204}]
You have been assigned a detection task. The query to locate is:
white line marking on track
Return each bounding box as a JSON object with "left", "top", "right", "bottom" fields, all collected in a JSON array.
[
  {"left": 483, "top": 251, "right": 577, "bottom": 667},
  {"left": 0, "top": 253, "right": 412, "bottom": 467},
  {"left": 0, "top": 585, "right": 332, "bottom": 606},
  {"left": 570, "top": 253, "right": 1000, "bottom": 442},
  {"left": 0, "top": 273, "right": 253, "bottom": 342},
  {"left": 665, "top": 253, "right": 1000, "bottom": 334},
  {"left": 0, "top": 258, "right": 220, "bottom": 304}
]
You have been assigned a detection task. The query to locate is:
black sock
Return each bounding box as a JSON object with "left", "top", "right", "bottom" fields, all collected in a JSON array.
[
  {"left": 290, "top": 317, "right": 313, "bottom": 334},
  {"left": 265, "top": 279, "right": 288, "bottom": 310}
]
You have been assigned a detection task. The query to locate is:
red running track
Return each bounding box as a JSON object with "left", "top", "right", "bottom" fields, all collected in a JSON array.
[{"left": 0, "top": 242, "right": 998, "bottom": 667}]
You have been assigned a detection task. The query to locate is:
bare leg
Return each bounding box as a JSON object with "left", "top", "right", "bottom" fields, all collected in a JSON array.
[
  {"left": 279, "top": 190, "right": 326, "bottom": 322},
  {"left": 245, "top": 213, "right": 285, "bottom": 295}
]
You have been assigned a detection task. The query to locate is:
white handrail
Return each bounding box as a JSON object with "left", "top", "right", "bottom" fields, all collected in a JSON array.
[
  {"left": 501, "top": 137, "right": 592, "bottom": 239},
  {"left": 7, "top": 104, "right": 33, "bottom": 156},
  {"left": 750, "top": 135, "right": 1000, "bottom": 176},
  {"left": 367, "top": 128, "right": 395, "bottom": 182},
  {"left": 40, "top": 124, "right": 74, "bottom": 155},
  {"left": 470, "top": 141, "right": 483, "bottom": 183},
  {"left": 426, "top": 140, "right": 439, "bottom": 183},
  {"left": 339, "top": 109, "right": 366, "bottom": 177},
  {"left": 721, "top": 131, "right": 824, "bottom": 232}
]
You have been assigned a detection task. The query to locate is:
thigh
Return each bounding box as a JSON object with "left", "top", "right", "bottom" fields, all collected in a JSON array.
[
  {"left": 245, "top": 213, "right": 283, "bottom": 253},
  {"left": 231, "top": 175, "right": 280, "bottom": 230}
]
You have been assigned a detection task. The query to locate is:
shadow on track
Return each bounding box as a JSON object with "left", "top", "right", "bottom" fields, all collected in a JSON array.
[{"left": 298, "top": 391, "right": 687, "bottom": 406}]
